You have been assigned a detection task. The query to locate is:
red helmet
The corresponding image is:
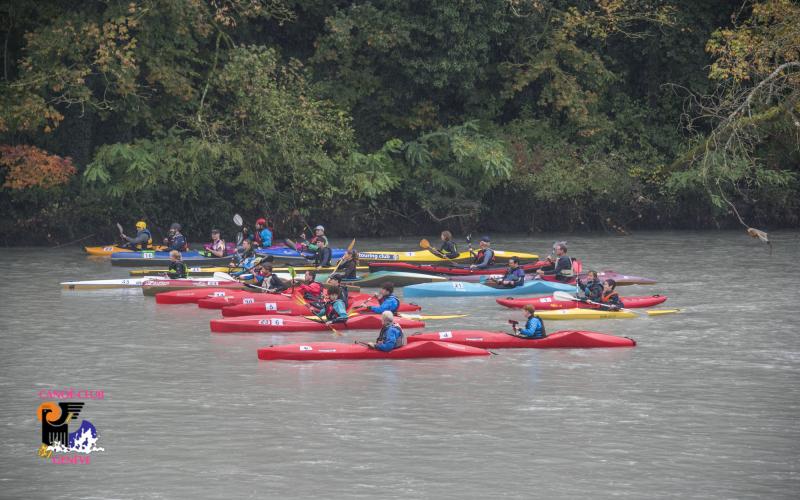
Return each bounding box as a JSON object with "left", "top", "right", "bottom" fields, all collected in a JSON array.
[{"left": 256, "top": 218, "right": 267, "bottom": 225}]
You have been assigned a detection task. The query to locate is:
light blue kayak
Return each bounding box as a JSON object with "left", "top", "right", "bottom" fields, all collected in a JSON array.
[
  {"left": 256, "top": 245, "right": 345, "bottom": 263},
  {"left": 402, "top": 279, "right": 576, "bottom": 298}
]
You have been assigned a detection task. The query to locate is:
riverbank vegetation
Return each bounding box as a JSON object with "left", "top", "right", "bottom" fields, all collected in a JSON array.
[{"left": 1, "top": 0, "right": 797, "bottom": 244}]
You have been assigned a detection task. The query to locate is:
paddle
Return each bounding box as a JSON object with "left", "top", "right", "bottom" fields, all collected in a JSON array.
[
  {"left": 552, "top": 291, "right": 679, "bottom": 316},
  {"left": 296, "top": 295, "right": 343, "bottom": 337},
  {"left": 326, "top": 238, "right": 357, "bottom": 282},
  {"left": 233, "top": 214, "right": 243, "bottom": 246},
  {"left": 419, "top": 238, "right": 457, "bottom": 263}
]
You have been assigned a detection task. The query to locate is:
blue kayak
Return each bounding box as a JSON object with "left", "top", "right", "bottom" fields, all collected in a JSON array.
[
  {"left": 110, "top": 250, "right": 233, "bottom": 267},
  {"left": 402, "top": 279, "right": 576, "bottom": 298},
  {"left": 256, "top": 245, "right": 345, "bottom": 263}
]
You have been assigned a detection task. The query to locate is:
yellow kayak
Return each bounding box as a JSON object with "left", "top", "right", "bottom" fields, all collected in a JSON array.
[
  {"left": 128, "top": 265, "right": 370, "bottom": 276},
  {"left": 357, "top": 249, "right": 538, "bottom": 264},
  {"left": 535, "top": 308, "right": 638, "bottom": 320},
  {"left": 85, "top": 245, "right": 166, "bottom": 256}
]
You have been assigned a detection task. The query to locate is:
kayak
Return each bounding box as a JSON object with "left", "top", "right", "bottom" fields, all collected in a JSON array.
[
  {"left": 198, "top": 292, "right": 421, "bottom": 311},
  {"left": 210, "top": 314, "right": 425, "bottom": 333},
  {"left": 129, "top": 265, "right": 370, "bottom": 277},
  {"left": 85, "top": 245, "right": 167, "bottom": 256},
  {"left": 110, "top": 250, "right": 233, "bottom": 267},
  {"left": 257, "top": 340, "right": 489, "bottom": 361},
  {"left": 408, "top": 330, "right": 636, "bottom": 348},
  {"left": 403, "top": 279, "right": 576, "bottom": 298},
  {"left": 356, "top": 249, "right": 539, "bottom": 264},
  {"left": 365, "top": 261, "right": 550, "bottom": 281},
  {"left": 256, "top": 245, "right": 345, "bottom": 263},
  {"left": 496, "top": 295, "right": 668, "bottom": 310},
  {"left": 346, "top": 271, "right": 446, "bottom": 288},
  {"left": 221, "top": 299, "right": 423, "bottom": 317},
  {"left": 156, "top": 288, "right": 274, "bottom": 304},
  {"left": 534, "top": 308, "right": 638, "bottom": 320},
  {"left": 141, "top": 279, "right": 250, "bottom": 296},
  {"left": 61, "top": 276, "right": 233, "bottom": 291},
  {"left": 589, "top": 270, "right": 656, "bottom": 286}
]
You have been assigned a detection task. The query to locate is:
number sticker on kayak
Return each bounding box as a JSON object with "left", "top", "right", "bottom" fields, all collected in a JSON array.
[
  {"left": 103, "top": 246, "right": 114, "bottom": 251},
  {"left": 299, "top": 345, "right": 313, "bottom": 351},
  {"left": 242, "top": 298, "right": 254, "bottom": 304},
  {"left": 265, "top": 303, "right": 277, "bottom": 311},
  {"left": 451, "top": 282, "right": 465, "bottom": 290},
  {"left": 438, "top": 331, "right": 453, "bottom": 339},
  {"left": 258, "top": 318, "right": 284, "bottom": 326},
  {"left": 190, "top": 267, "right": 202, "bottom": 272},
  {"left": 206, "top": 281, "right": 218, "bottom": 286},
  {"left": 212, "top": 291, "right": 226, "bottom": 297},
  {"left": 540, "top": 297, "right": 552, "bottom": 303},
  {"left": 142, "top": 253, "right": 154, "bottom": 259}
]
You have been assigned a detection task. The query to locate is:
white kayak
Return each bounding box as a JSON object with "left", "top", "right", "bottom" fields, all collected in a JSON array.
[{"left": 61, "top": 273, "right": 296, "bottom": 291}]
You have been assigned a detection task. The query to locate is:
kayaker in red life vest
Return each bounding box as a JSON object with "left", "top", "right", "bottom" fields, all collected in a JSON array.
[
  {"left": 365, "top": 311, "right": 406, "bottom": 351},
  {"left": 600, "top": 279, "right": 625, "bottom": 310},
  {"left": 315, "top": 286, "right": 349, "bottom": 325},
  {"left": 166, "top": 250, "right": 188, "bottom": 279},
  {"left": 536, "top": 241, "right": 574, "bottom": 282},
  {"left": 469, "top": 236, "right": 496, "bottom": 269},
  {"left": 295, "top": 270, "right": 324, "bottom": 305},
  {"left": 208, "top": 229, "right": 226, "bottom": 257},
  {"left": 367, "top": 282, "right": 400, "bottom": 314}
]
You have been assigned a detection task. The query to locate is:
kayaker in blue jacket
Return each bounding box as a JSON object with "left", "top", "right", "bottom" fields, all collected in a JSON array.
[
  {"left": 511, "top": 305, "right": 546, "bottom": 339},
  {"left": 164, "top": 223, "right": 189, "bottom": 252},
  {"left": 316, "top": 287, "right": 349, "bottom": 325},
  {"left": 577, "top": 270, "right": 603, "bottom": 301},
  {"left": 485, "top": 257, "right": 525, "bottom": 288},
  {"left": 536, "top": 242, "right": 573, "bottom": 282},
  {"left": 121, "top": 221, "right": 153, "bottom": 250},
  {"left": 254, "top": 218, "right": 273, "bottom": 248},
  {"left": 469, "top": 236, "right": 496, "bottom": 269},
  {"left": 366, "top": 311, "right": 406, "bottom": 351},
  {"left": 230, "top": 239, "right": 258, "bottom": 276},
  {"left": 368, "top": 283, "right": 399, "bottom": 314},
  {"left": 166, "top": 250, "right": 188, "bottom": 279}
]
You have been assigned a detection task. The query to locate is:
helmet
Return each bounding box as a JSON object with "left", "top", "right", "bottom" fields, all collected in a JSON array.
[
  {"left": 170, "top": 223, "right": 182, "bottom": 231},
  {"left": 135, "top": 221, "right": 147, "bottom": 230},
  {"left": 314, "top": 225, "right": 325, "bottom": 231},
  {"left": 480, "top": 235, "right": 491, "bottom": 243},
  {"left": 256, "top": 218, "right": 267, "bottom": 226}
]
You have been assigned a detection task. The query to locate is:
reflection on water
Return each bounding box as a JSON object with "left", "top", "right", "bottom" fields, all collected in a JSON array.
[{"left": 0, "top": 231, "right": 798, "bottom": 499}]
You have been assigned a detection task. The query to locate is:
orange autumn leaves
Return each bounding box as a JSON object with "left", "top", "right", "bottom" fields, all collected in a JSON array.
[{"left": 0, "top": 145, "right": 76, "bottom": 190}]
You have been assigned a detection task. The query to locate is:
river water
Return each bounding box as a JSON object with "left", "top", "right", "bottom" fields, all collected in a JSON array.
[{"left": 1, "top": 231, "right": 798, "bottom": 499}]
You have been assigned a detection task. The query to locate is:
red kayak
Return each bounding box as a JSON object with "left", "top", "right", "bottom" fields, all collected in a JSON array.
[
  {"left": 257, "top": 340, "right": 489, "bottom": 361},
  {"left": 155, "top": 288, "right": 257, "bottom": 304},
  {"left": 496, "top": 295, "right": 667, "bottom": 310},
  {"left": 198, "top": 292, "right": 421, "bottom": 311},
  {"left": 408, "top": 330, "right": 635, "bottom": 348},
  {"left": 211, "top": 314, "right": 425, "bottom": 333},
  {"left": 221, "top": 300, "right": 422, "bottom": 317}
]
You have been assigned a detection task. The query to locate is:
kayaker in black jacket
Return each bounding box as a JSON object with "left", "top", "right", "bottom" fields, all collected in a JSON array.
[
  {"left": 429, "top": 231, "right": 459, "bottom": 260},
  {"left": 577, "top": 270, "right": 603, "bottom": 301},
  {"left": 164, "top": 223, "right": 189, "bottom": 252},
  {"left": 536, "top": 242, "right": 574, "bottom": 282},
  {"left": 166, "top": 250, "right": 188, "bottom": 279},
  {"left": 485, "top": 257, "right": 525, "bottom": 288},
  {"left": 329, "top": 249, "right": 358, "bottom": 281}
]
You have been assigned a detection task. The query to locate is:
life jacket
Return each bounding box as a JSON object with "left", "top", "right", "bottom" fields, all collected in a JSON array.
[
  {"left": 169, "top": 261, "right": 188, "bottom": 279},
  {"left": 379, "top": 294, "right": 400, "bottom": 313},
  {"left": 324, "top": 299, "right": 346, "bottom": 321},
  {"left": 301, "top": 281, "right": 324, "bottom": 302},
  {"left": 377, "top": 323, "right": 406, "bottom": 347},
  {"left": 441, "top": 240, "right": 458, "bottom": 258},
  {"left": 474, "top": 248, "right": 496, "bottom": 266},
  {"left": 316, "top": 247, "right": 332, "bottom": 267},
  {"left": 602, "top": 290, "right": 622, "bottom": 306},
  {"left": 526, "top": 316, "right": 546, "bottom": 337},
  {"left": 138, "top": 229, "right": 153, "bottom": 250},
  {"left": 556, "top": 255, "right": 574, "bottom": 277},
  {"left": 170, "top": 233, "right": 189, "bottom": 252}
]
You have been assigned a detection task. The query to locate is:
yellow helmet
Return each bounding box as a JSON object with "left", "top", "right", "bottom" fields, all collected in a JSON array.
[{"left": 135, "top": 221, "right": 147, "bottom": 230}]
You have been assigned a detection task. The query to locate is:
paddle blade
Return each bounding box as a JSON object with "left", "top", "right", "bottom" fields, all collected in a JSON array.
[
  {"left": 419, "top": 238, "right": 431, "bottom": 249},
  {"left": 347, "top": 238, "right": 356, "bottom": 252},
  {"left": 553, "top": 291, "right": 578, "bottom": 302},
  {"left": 116, "top": 223, "right": 124, "bottom": 235},
  {"left": 233, "top": 214, "right": 243, "bottom": 226},
  {"left": 288, "top": 266, "right": 296, "bottom": 280},
  {"left": 213, "top": 272, "right": 237, "bottom": 281},
  {"left": 646, "top": 309, "right": 680, "bottom": 316}
]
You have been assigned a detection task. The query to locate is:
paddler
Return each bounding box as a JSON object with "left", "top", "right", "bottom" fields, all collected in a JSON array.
[
  {"left": 469, "top": 236, "right": 496, "bottom": 269},
  {"left": 536, "top": 241, "right": 574, "bottom": 282},
  {"left": 326, "top": 274, "right": 350, "bottom": 304},
  {"left": 297, "top": 225, "right": 328, "bottom": 253},
  {"left": 328, "top": 249, "right": 358, "bottom": 281},
  {"left": 428, "top": 231, "right": 459, "bottom": 260},
  {"left": 367, "top": 282, "right": 400, "bottom": 314},
  {"left": 365, "top": 311, "right": 406, "bottom": 351},
  {"left": 166, "top": 250, "right": 188, "bottom": 279},
  {"left": 577, "top": 270, "right": 603, "bottom": 301},
  {"left": 121, "top": 221, "right": 153, "bottom": 250},
  {"left": 315, "top": 286, "right": 349, "bottom": 325},
  {"left": 600, "top": 279, "right": 624, "bottom": 310},
  {"left": 251, "top": 262, "right": 289, "bottom": 293},
  {"left": 314, "top": 237, "right": 333, "bottom": 267},
  {"left": 208, "top": 229, "right": 226, "bottom": 257},
  {"left": 510, "top": 305, "right": 546, "bottom": 339},
  {"left": 254, "top": 218, "right": 273, "bottom": 248},
  {"left": 164, "top": 223, "right": 189, "bottom": 252},
  {"left": 295, "top": 270, "right": 324, "bottom": 306},
  {"left": 484, "top": 257, "right": 525, "bottom": 288}
]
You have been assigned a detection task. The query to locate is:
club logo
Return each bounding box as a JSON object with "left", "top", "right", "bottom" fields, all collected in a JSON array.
[{"left": 36, "top": 390, "right": 105, "bottom": 464}]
